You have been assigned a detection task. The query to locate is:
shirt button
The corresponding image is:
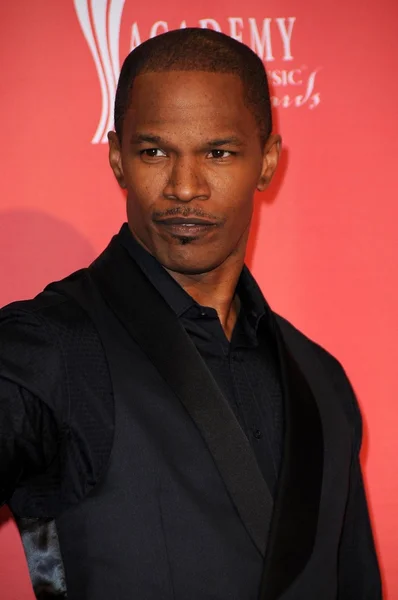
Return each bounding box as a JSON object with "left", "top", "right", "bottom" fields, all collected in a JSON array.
[{"left": 253, "top": 429, "right": 262, "bottom": 440}]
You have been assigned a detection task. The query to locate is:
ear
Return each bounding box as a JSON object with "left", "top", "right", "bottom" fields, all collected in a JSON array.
[
  {"left": 257, "top": 134, "right": 282, "bottom": 192},
  {"left": 108, "top": 131, "right": 127, "bottom": 189}
]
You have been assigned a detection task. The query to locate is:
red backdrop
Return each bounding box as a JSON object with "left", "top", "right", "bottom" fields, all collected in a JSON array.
[{"left": 1, "top": 1, "right": 397, "bottom": 598}]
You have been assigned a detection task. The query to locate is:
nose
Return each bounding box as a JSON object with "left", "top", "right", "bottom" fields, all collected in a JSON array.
[{"left": 163, "top": 156, "right": 210, "bottom": 202}]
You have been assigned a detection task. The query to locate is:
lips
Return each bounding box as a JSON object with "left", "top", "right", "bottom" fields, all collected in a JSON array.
[
  {"left": 155, "top": 217, "right": 217, "bottom": 226},
  {"left": 154, "top": 217, "right": 218, "bottom": 238}
]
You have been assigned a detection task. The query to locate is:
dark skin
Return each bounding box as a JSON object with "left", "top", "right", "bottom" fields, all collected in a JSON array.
[{"left": 108, "top": 71, "right": 281, "bottom": 340}]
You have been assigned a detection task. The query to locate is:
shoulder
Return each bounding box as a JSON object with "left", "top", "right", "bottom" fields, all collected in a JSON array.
[
  {"left": 0, "top": 269, "right": 91, "bottom": 333},
  {"left": 0, "top": 268, "right": 101, "bottom": 343},
  {"left": 274, "top": 313, "right": 343, "bottom": 374},
  {"left": 274, "top": 313, "right": 362, "bottom": 446}
]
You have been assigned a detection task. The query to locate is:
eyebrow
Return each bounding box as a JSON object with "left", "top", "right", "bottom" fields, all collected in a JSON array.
[
  {"left": 130, "top": 134, "right": 164, "bottom": 145},
  {"left": 205, "top": 137, "right": 245, "bottom": 147},
  {"left": 130, "top": 133, "right": 245, "bottom": 147}
]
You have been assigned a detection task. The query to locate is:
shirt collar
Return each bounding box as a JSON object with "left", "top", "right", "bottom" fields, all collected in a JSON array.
[
  {"left": 117, "top": 223, "right": 270, "bottom": 336},
  {"left": 118, "top": 223, "right": 194, "bottom": 317}
]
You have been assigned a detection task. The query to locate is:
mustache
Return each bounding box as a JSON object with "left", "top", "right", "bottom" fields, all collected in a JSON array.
[{"left": 152, "top": 206, "right": 224, "bottom": 221}]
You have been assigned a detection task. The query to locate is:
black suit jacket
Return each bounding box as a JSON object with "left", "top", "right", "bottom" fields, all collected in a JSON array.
[{"left": 0, "top": 232, "right": 382, "bottom": 599}]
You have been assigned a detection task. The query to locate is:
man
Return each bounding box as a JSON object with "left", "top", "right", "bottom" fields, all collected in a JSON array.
[{"left": 0, "top": 28, "right": 381, "bottom": 600}]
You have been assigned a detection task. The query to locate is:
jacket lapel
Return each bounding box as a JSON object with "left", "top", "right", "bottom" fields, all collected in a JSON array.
[
  {"left": 259, "top": 319, "right": 324, "bottom": 599},
  {"left": 89, "top": 236, "right": 273, "bottom": 557}
]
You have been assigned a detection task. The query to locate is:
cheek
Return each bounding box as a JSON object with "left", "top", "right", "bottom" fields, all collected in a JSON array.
[
  {"left": 208, "top": 161, "right": 260, "bottom": 195},
  {"left": 210, "top": 169, "right": 257, "bottom": 218},
  {"left": 125, "top": 164, "right": 165, "bottom": 208},
  {"left": 229, "top": 196, "right": 255, "bottom": 228}
]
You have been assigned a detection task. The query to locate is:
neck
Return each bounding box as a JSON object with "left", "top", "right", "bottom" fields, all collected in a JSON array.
[{"left": 166, "top": 252, "right": 245, "bottom": 341}]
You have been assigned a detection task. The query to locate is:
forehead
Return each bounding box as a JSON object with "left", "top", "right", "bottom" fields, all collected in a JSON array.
[{"left": 124, "top": 71, "right": 257, "bottom": 137}]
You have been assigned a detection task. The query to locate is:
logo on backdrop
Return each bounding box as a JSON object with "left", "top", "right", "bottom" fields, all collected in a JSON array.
[{"left": 74, "top": 0, "right": 321, "bottom": 144}]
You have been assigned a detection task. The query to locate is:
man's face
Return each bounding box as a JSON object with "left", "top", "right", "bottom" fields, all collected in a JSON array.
[{"left": 109, "top": 71, "right": 280, "bottom": 275}]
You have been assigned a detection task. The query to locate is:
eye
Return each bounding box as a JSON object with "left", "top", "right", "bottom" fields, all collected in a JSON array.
[
  {"left": 140, "top": 148, "right": 167, "bottom": 158},
  {"left": 207, "top": 149, "right": 235, "bottom": 159}
]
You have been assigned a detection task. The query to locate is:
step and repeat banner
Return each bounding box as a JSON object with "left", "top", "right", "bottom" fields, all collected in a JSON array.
[{"left": 1, "top": 1, "right": 397, "bottom": 598}]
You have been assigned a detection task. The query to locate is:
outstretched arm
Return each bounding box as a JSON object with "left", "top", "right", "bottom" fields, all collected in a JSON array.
[{"left": 0, "top": 308, "right": 61, "bottom": 505}]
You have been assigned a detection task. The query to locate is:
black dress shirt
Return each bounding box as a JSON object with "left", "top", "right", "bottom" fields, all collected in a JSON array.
[{"left": 118, "top": 224, "right": 283, "bottom": 494}]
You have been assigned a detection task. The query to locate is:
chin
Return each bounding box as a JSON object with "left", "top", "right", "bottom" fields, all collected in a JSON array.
[
  {"left": 162, "top": 253, "right": 227, "bottom": 276},
  {"left": 152, "top": 238, "right": 236, "bottom": 276}
]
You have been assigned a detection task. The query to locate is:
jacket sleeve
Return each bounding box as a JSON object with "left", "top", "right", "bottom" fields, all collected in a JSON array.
[
  {"left": 0, "top": 307, "right": 62, "bottom": 505},
  {"left": 316, "top": 348, "right": 383, "bottom": 599},
  {"left": 336, "top": 373, "right": 383, "bottom": 599},
  {"left": 338, "top": 448, "right": 382, "bottom": 599}
]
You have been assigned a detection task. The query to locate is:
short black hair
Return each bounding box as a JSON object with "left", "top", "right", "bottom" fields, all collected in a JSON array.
[{"left": 114, "top": 27, "right": 272, "bottom": 144}]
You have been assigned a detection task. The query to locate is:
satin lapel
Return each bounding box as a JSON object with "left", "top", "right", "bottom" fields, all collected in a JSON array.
[
  {"left": 89, "top": 237, "right": 273, "bottom": 557},
  {"left": 259, "top": 320, "right": 324, "bottom": 599}
]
